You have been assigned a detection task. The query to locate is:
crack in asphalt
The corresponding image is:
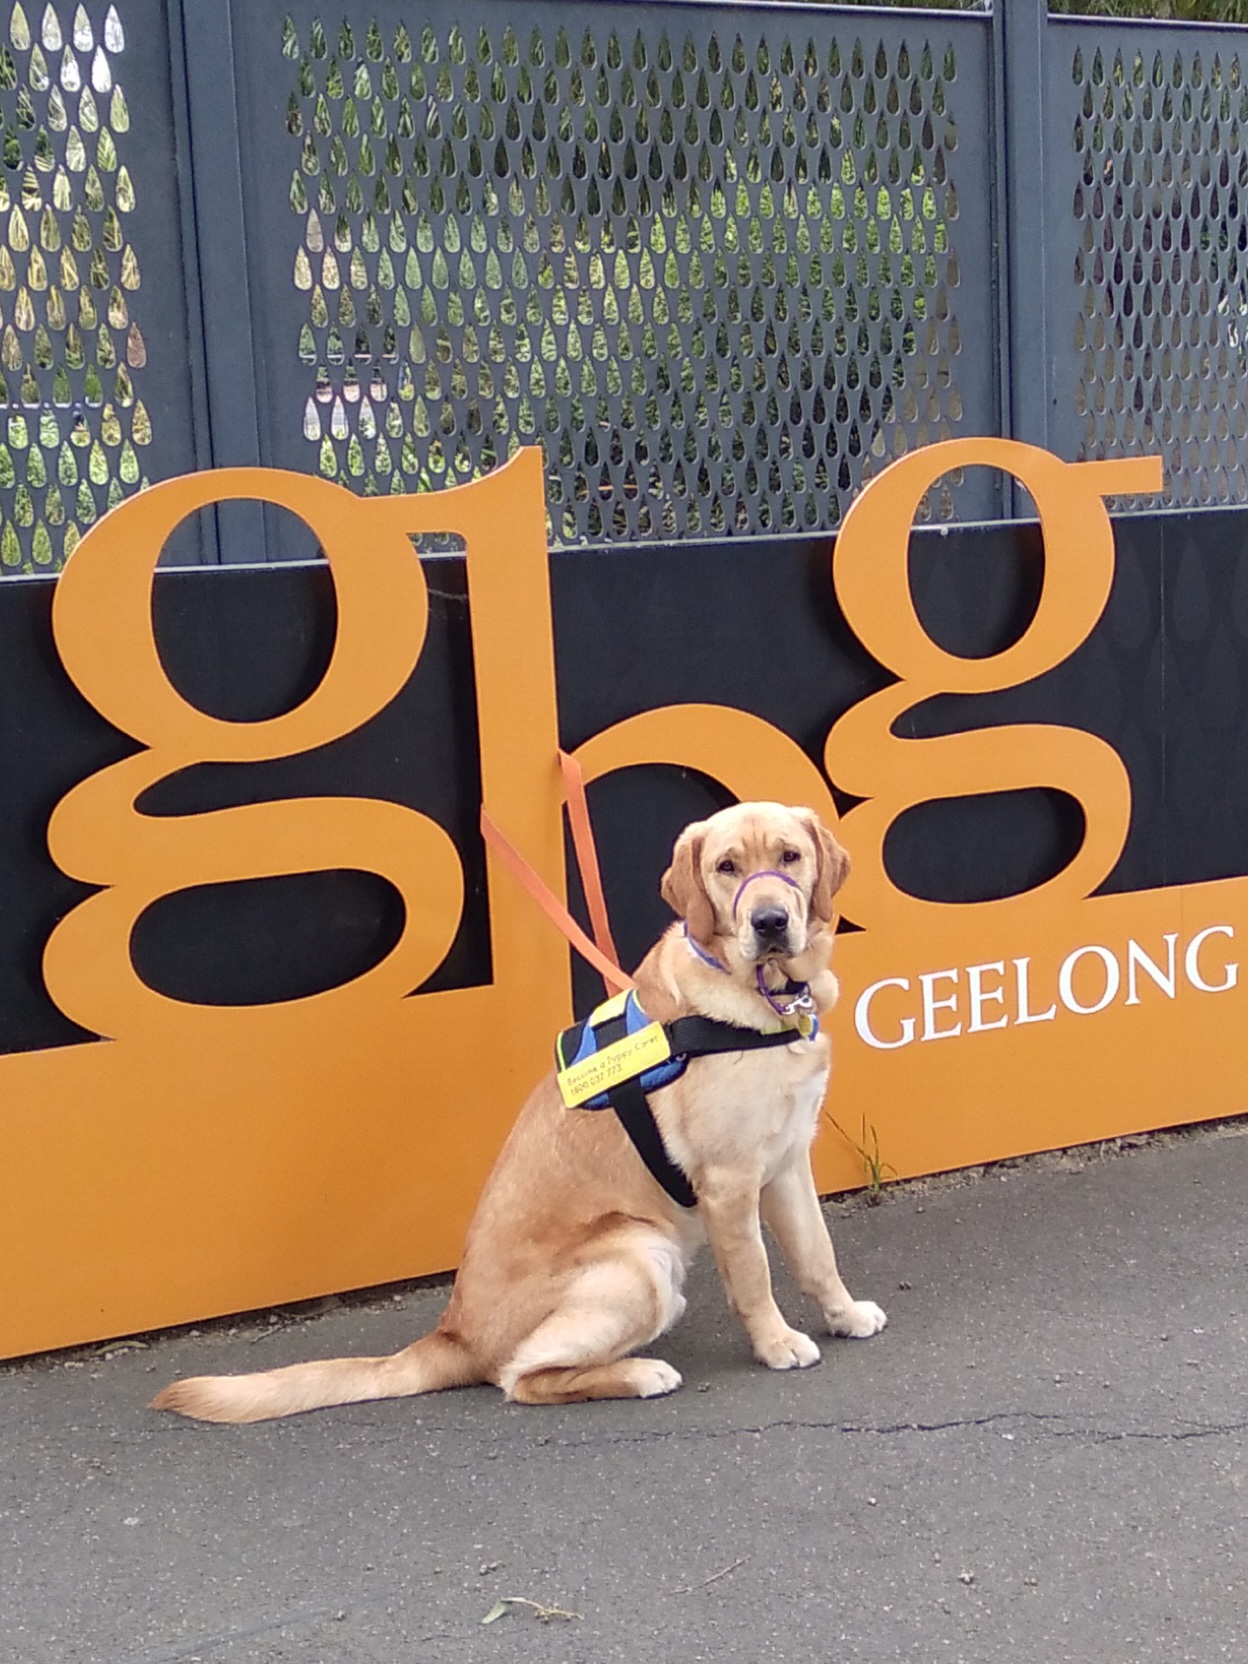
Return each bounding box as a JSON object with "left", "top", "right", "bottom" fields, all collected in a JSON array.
[
  {"left": 106, "top": 1596, "right": 489, "bottom": 1664},
  {"left": 552, "top": 1409, "right": 1248, "bottom": 1448},
  {"left": 107, "top": 1605, "right": 349, "bottom": 1664},
  {"left": 106, "top": 1593, "right": 482, "bottom": 1664},
  {"left": 332, "top": 1405, "right": 1248, "bottom": 1461}
]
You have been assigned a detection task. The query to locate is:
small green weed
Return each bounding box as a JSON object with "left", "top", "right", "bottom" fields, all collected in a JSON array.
[{"left": 825, "top": 1112, "right": 897, "bottom": 1204}]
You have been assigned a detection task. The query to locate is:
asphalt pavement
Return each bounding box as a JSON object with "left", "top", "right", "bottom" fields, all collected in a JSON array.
[{"left": 3, "top": 1121, "right": 1247, "bottom": 1664}]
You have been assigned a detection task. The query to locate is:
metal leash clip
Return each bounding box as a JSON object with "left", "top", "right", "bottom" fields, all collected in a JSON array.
[
  {"left": 777, "top": 989, "right": 816, "bottom": 1017},
  {"left": 755, "top": 968, "right": 818, "bottom": 1038},
  {"left": 777, "top": 989, "right": 817, "bottom": 1040}
]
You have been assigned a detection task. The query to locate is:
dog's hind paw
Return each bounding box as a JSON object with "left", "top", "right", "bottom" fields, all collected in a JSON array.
[
  {"left": 826, "top": 1299, "right": 888, "bottom": 1338},
  {"left": 629, "top": 1359, "right": 683, "bottom": 1397}
]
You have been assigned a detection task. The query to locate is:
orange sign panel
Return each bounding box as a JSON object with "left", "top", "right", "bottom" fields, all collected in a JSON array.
[{"left": 2, "top": 440, "right": 1243, "bottom": 1360}]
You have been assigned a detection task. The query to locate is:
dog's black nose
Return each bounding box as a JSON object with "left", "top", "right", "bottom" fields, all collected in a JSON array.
[{"left": 750, "top": 904, "right": 789, "bottom": 941}]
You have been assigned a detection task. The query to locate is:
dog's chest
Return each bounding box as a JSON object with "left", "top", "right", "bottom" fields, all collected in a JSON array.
[
  {"left": 670, "top": 1037, "right": 831, "bottom": 1180},
  {"left": 760, "top": 1059, "right": 830, "bottom": 1181}
]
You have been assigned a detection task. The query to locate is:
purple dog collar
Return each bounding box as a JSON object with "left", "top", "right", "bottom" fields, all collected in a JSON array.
[{"left": 683, "top": 921, "right": 729, "bottom": 974}]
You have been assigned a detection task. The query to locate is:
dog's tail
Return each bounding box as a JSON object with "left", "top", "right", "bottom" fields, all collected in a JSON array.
[{"left": 149, "top": 1328, "right": 480, "bottom": 1424}]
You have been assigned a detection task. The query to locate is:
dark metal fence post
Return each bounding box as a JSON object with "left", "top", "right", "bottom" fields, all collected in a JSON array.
[
  {"left": 995, "top": 0, "right": 1052, "bottom": 503},
  {"left": 175, "top": 0, "right": 266, "bottom": 562}
]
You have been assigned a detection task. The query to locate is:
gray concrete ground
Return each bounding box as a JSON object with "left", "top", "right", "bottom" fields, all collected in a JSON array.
[{"left": 3, "top": 1123, "right": 1247, "bottom": 1664}]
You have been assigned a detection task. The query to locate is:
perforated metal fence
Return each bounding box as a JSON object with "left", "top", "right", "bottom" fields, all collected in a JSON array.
[
  {"left": 0, "top": 1, "right": 198, "bottom": 574},
  {"left": 1048, "top": 15, "right": 1248, "bottom": 510},
  {"left": 260, "top": 8, "right": 996, "bottom": 539},
  {"left": 3, "top": 2, "right": 1248, "bottom": 572}
]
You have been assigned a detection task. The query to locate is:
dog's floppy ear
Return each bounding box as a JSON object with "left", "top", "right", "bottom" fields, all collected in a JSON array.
[
  {"left": 794, "top": 809, "right": 850, "bottom": 924},
  {"left": 661, "top": 820, "right": 715, "bottom": 946}
]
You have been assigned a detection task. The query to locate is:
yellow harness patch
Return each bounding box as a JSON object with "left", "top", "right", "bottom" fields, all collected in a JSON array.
[{"left": 556, "top": 1014, "right": 673, "bottom": 1109}]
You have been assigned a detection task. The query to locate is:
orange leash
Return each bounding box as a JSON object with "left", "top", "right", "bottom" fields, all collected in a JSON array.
[
  {"left": 479, "top": 751, "right": 635, "bottom": 996},
  {"left": 558, "top": 748, "right": 621, "bottom": 969}
]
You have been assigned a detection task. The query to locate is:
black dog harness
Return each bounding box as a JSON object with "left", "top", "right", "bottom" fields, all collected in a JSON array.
[{"left": 555, "top": 985, "right": 817, "bottom": 1209}]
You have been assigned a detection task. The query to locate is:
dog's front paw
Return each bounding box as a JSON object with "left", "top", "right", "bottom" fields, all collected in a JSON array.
[
  {"left": 754, "top": 1326, "right": 822, "bottom": 1370},
  {"left": 825, "top": 1299, "right": 888, "bottom": 1338}
]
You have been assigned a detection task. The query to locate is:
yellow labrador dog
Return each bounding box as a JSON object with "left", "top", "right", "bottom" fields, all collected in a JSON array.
[{"left": 152, "top": 802, "right": 885, "bottom": 1421}]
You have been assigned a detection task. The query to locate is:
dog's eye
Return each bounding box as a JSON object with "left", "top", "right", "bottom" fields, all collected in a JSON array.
[
  {"left": 780, "top": 848, "right": 802, "bottom": 865},
  {"left": 716, "top": 857, "right": 737, "bottom": 876}
]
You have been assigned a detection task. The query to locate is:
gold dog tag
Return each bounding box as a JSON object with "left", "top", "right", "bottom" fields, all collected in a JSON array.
[{"left": 557, "top": 1020, "right": 673, "bottom": 1108}]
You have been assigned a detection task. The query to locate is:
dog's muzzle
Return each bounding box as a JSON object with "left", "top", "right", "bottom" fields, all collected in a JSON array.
[{"left": 734, "top": 869, "right": 802, "bottom": 960}]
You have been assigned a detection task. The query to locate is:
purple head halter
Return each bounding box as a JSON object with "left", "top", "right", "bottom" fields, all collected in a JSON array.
[{"left": 731, "top": 868, "right": 802, "bottom": 918}]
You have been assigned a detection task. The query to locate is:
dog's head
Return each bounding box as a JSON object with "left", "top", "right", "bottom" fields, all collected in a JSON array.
[{"left": 660, "top": 802, "right": 849, "bottom": 966}]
